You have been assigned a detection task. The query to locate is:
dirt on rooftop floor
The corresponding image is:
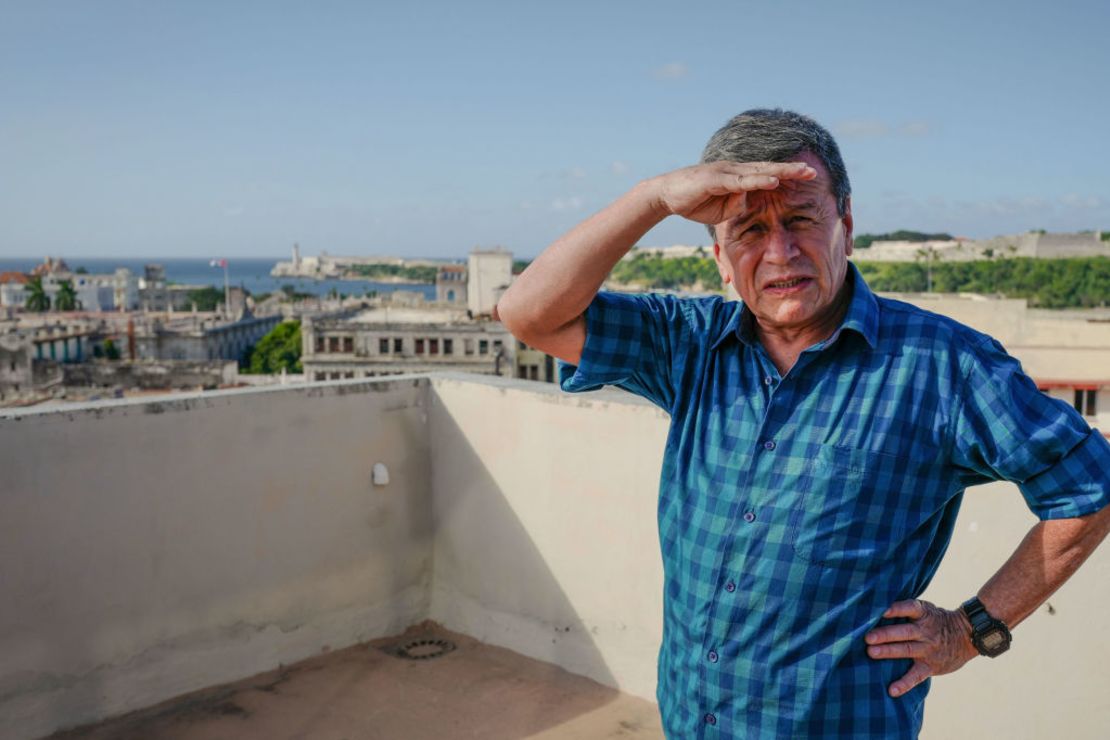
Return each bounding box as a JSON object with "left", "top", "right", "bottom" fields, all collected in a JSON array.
[{"left": 50, "top": 621, "right": 664, "bottom": 740}]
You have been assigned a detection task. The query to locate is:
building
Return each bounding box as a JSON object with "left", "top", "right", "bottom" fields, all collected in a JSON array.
[
  {"left": 301, "top": 305, "right": 518, "bottom": 381},
  {"left": 435, "top": 264, "right": 467, "bottom": 305},
  {"left": 0, "top": 329, "right": 33, "bottom": 401},
  {"left": 467, "top": 248, "right": 512, "bottom": 317},
  {"left": 879, "top": 292, "right": 1110, "bottom": 429},
  {"left": 135, "top": 313, "right": 284, "bottom": 363}
]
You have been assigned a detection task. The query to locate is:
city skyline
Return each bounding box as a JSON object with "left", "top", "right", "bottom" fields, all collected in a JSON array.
[{"left": 3, "top": 0, "right": 1110, "bottom": 258}]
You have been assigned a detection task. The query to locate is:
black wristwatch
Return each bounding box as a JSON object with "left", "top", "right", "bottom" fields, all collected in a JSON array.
[{"left": 960, "top": 596, "right": 1012, "bottom": 658}]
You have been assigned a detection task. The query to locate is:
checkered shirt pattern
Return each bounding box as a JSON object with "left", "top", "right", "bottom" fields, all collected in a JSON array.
[{"left": 558, "top": 264, "right": 1110, "bottom": 739}]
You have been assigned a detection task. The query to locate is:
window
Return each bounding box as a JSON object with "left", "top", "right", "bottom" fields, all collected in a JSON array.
[
  {"left": 329, "top": 372, "right": 340, "bottom": 380},
  {"left": 465, "top": 338, "right": 474, "bottom": 355},
  {"left": 416, "top": 338, "right": 425, "bottom": 354},
  {"left": 329, "top": 337, "right": 339, "bottom": 353},
  {"left": 343, "top": 337, "right": 353, "bottom": 353},
  {"left": 1074, "top": 389, "right": 1097, "bottom": 417},
  {"left": 529, "top": 366, "right": 538, "bottom": 381},
  {"left": 479, "top": 339, "right": 489, "bottom": 355},
  {"left": 493, "top": 340, "right": 503, "bottom": 353},
  {"left": 444, "top": 338, "right": 453, "bottom": 354},
  {"left": 518, "top": 340, "right": 527, "bottom": 350},
  {"left": 430, "top": 338, "right": 439, "bottom": 355},
  {"left": 517, "top": 367, "right": 527, "bottom": 379},
  {"left": 344, "top": 371, "right": 354, "bottom": 379},
  {"left": 394, "top": 337, "right": 403, "bottom": 353},
  {"left": 379, "top": 338, "right": 390, "bottom": 353}
]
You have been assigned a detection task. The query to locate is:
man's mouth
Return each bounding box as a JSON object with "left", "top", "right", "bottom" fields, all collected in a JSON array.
[{"left": 764, "top": 277, "right": 813, "bottom": 291}]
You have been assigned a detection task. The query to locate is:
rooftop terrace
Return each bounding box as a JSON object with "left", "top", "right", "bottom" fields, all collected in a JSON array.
[{"left": 1, "top": 375, "right": 1107, "bottom": 739}]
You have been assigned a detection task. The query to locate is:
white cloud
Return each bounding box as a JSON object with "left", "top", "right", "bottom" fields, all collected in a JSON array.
[
  {"left": 653, "top": 62, "right": 689, "bottom": 80},
  {"left": 834, "top": 120, "right": 889, "bottom": 139},
  {"left": 1059, "top": 193, "right": 1105, "bottom": 210},
  {"left": 834, "top": 119, "right": 935, "bottom": 140},
  {"left": 898, "top": 121, "right": 932, "bottom": 137},
  {"left": 550, "top": 196, "right": 584, "bottom": 212}
]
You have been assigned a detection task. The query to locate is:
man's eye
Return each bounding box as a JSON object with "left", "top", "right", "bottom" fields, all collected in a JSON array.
[{"left": 788, "top": 216, "right": 814, "bottom": 226}]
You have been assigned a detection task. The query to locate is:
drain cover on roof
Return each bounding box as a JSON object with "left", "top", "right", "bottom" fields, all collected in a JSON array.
[{"left": 388, "top": 638, "right": 456, "bottom": 661}]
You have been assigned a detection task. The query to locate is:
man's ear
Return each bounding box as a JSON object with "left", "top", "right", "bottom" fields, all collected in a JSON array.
[
  {"left": 713, "top": 242, "right": 731, "bottom": 284},
  {"left": 842, "top": 196, "right": 854, "bottom": 257}
]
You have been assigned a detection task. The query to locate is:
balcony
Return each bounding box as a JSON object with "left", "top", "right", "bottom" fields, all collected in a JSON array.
[{"left": 2, "top": 375, "right": 1107, "bottom": 739}]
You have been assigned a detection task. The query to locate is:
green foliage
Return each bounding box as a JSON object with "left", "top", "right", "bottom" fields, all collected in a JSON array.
[
  {"left": 54, "top": 280, "right": 80, "bottom": 311},
  {"left": 25, "top": 276, "right": 50, "bottom": 312},
  {"left": 513, "top": 259, "right": 532, "bottom": 273},
  {"left": 610, "top": 254, "right": 722, "bottom": 291},
  {"left": 1101, "top": 231, "right": 1110, "bottom": 242},
  {"left": 853, "top": 231, "right": 953, "bottom": 249},
  {"left": 347, "top": 264, "right": 437, "bottom": 282},
  {"left": 188, "top": 285, "right": 224, "bottom": 311},
  {"left": 75, "top": 266, "right": 89, "bottom": 274},
  {"left": 855, "top": 257, "right": 1110, "bottom": 308},
  {"left": 103, "top": 338, "right": 121, "bottom": 360},
  {"left": 243, "top": 320, "right": 302, "bottom": 374},
  {"left": 281, "top": 284, "right": 315, "bottom": 301}
]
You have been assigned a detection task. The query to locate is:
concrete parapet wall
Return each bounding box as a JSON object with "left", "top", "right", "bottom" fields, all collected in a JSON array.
[
  {"left": 0, "top": 379, "right": 434, "bottom": 739},
  {"left": 427, "top": 376, "right": 668, "bottom": 700},
  {"left": 0, "top": 375, "right": 1107, "bottom": 738}
]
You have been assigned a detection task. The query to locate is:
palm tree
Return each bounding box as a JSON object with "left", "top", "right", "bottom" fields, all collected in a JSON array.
[
  {"left": 54, "top": 279, "right": 80, "bottom": 311},
  {"left": 25, "top": 276, "right": 50, "bottom": 312}
]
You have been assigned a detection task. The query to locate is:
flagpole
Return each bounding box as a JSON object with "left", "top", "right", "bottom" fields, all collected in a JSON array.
[{"left": 223, "top": 260, "right": 230, "bottom": 319}]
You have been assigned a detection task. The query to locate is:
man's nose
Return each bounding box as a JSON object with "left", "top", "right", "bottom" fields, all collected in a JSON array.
[{"left": 763, "top": 224, "right": 800, "bottom": 263}]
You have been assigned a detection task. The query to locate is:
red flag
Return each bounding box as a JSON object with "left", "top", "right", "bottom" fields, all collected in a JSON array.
[{"left": 209, "top": 259, "right": 227, "bottom": 268}]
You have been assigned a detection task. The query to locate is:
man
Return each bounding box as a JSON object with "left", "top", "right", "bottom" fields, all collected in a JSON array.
[{"left": 495, "top": 109, "right": 1110, "bottom": 737}]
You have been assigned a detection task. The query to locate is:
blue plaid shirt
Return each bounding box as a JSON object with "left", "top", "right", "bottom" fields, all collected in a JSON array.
[{"left": 559, "top": 265, "right": 1110, "bottom": 739}]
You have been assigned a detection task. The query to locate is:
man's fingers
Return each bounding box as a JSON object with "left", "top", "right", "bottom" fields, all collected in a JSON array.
[
  {"left": 889, "top": 660, "right": 932, "bottom": 698},
  {"left": 737, "top": 174, "right": 779, "bottom": 190},
  {"left": 722, "top": 161, "right": 816, "bottom": 179},
  {"left": 865, "top": 623, "right": 919, "bottom": 645},
  {"left": 867, "top": 640, "right": 924, "bottom": 660},
  {"left": 883, "top": 599, "right": 927, "bottom": 619}
]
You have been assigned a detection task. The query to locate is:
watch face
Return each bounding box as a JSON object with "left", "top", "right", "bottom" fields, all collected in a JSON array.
[{"left": 983, "top": 631, "right": 1005, "bottom": 650}]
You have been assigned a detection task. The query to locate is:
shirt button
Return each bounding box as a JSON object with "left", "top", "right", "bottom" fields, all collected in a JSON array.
[
  {"left": 707, "top": 650, "right": 719, "bottom": 663},
  {"left": 763, "top": 440, "right": 776, "bottom": 451},
  {"left": 763, "top": 376, "right": 774, "bottom": 386},
  {"left": 705, "top": 713, "right": 717, "bottom": 726},
  {"left": 743, "top": 511, "right": 756, "bottom": 523},
  {"left": 724, "top": 581, "right": 736, "bottom": 592}
]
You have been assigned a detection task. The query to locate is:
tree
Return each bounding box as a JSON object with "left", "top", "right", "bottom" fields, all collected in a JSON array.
[
  {"left": 54, "top": 280, "right": 80, "bottom": 311},
  {"left": 188, "top": 285, "right": 225, "bottom": 311},
  {"left": 103, "top": 338, "right": 121, "bottom": 360},
  {"left": 244, "top": 320, "right": 302, "bottom": 374},
  {"left": 25, "top": 276, "right": 50, "bottom": 312}
]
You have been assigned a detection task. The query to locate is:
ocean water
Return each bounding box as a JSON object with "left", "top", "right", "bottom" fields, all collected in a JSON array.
[{"left": 0, "top": 257, "right": 436, "bottom": 299}]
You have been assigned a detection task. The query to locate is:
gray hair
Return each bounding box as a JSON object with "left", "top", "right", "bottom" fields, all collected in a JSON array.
[{"left": 700, "top": 108, "right": 850, "bottom": 239}]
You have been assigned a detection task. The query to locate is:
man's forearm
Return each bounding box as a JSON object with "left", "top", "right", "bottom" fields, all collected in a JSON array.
[
  {"left": 496, "top": 179, "right": 667, "bottom": 339},
  {"left": 977, "top": 504, "right": 1110, "bottom": 628}
]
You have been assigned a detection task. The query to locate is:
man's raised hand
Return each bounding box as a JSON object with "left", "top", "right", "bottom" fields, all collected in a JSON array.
[{"left": 650, "top": 160, "right": 817, "bottom": 227}]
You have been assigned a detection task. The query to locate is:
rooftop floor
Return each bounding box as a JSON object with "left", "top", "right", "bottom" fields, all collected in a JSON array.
[{"left": 51, "top": 622, "right": 663, "bottom": 740}]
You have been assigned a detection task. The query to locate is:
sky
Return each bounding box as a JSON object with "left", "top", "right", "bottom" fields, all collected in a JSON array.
[{"left": 2, "top": 0, "right": 1109, "bottom": 259}]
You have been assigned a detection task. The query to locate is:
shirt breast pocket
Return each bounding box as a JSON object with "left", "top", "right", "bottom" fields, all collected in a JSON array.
[{"left": 789, "top": 445, "right": 929, "bottom": 568}]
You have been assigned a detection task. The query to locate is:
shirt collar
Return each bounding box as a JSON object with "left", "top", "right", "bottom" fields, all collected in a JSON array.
[{"left": 710, "top": 262, "right": 879, "bottom": 351}]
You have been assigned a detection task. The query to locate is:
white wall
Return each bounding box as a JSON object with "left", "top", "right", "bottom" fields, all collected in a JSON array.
[
  {"left": 0, "top": 379, "right": 434, "bottom": 739},
  {"left": 427, "top": 376, "right": 668, "bottom": 700},
  {"left": 1, "top": 374, "right": 1108, "bottom": 739}
]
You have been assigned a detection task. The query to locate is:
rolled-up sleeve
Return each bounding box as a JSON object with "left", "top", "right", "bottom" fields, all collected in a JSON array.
[
  {"left": 558, "top": 291, "right": 688, "bottom": 412},
  {"left": 951, "top": 335, "right": 1110, "bottom": 519}
]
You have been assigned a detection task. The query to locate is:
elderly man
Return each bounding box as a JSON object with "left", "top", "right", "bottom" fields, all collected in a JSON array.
[{"left": 495, "top": 109, "right": 1110, "bottom": 738}]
